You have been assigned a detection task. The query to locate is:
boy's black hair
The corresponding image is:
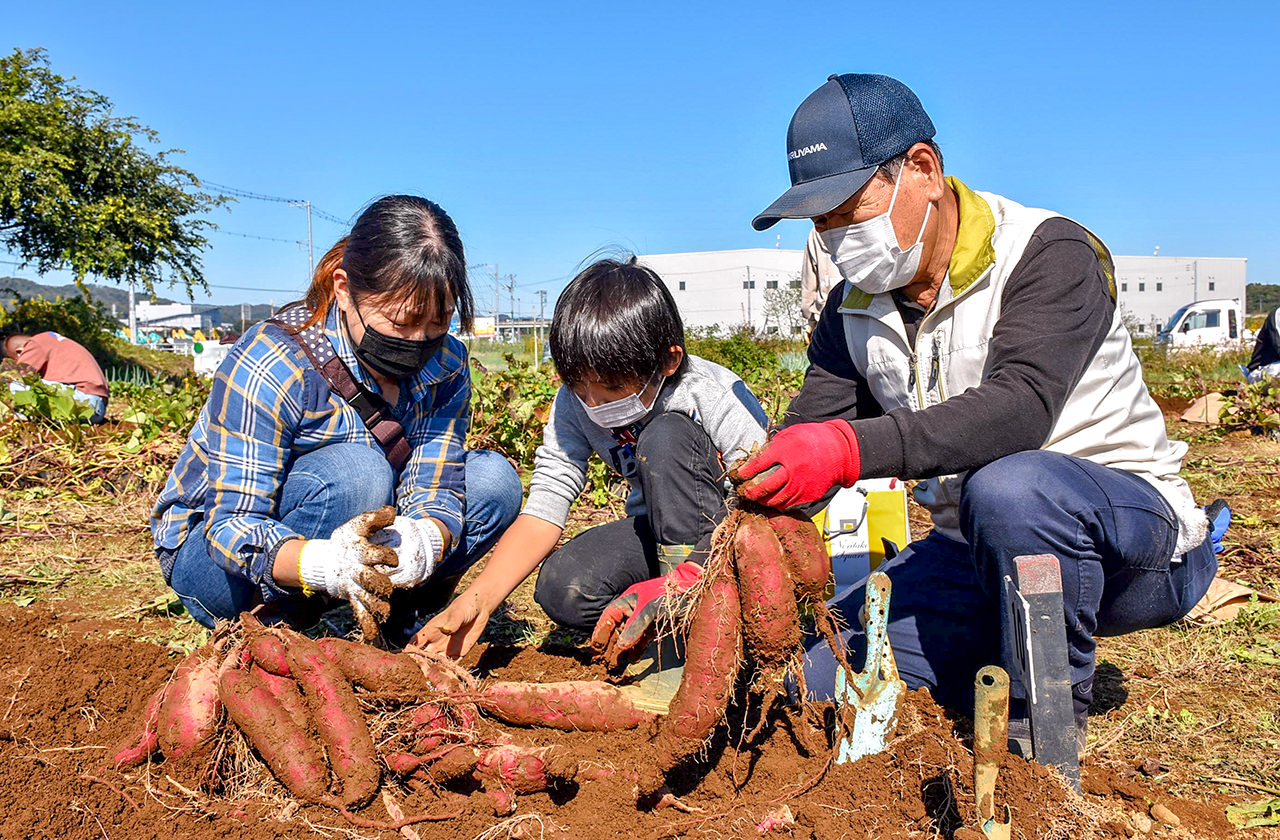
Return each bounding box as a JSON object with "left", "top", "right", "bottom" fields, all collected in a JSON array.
[{"left": 549, "top": 256, "right": 685, "bottom": 387}]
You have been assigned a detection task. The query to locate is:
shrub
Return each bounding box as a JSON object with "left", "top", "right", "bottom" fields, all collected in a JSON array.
[{"left": 0, "top": 290, "right": 118, "bottom": 360}]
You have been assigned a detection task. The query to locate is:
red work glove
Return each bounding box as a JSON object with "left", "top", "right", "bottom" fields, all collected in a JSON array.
[
  {"left": 735, "top": 419, "right": 861, "bottom": 509},
  {"left": 590, "top": 561, "right": 703, "bottom": 669}
]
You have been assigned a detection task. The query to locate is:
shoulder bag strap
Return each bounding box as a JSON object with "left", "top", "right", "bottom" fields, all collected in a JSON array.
[{"left": 269, "top": 312, "right": 411, "bottom": 471}]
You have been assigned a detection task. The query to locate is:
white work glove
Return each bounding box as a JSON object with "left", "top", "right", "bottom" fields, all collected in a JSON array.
[
  {"left": 297, "top": 507, "right": 397, "bottom": 642},
  {"left": 368, "top": 515, "right": 445, "bottom": 588}
]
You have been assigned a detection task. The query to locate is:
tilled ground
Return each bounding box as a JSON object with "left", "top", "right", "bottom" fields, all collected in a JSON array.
[{"left": 0, "top": 603, "right": 1239, "bottom": 840}]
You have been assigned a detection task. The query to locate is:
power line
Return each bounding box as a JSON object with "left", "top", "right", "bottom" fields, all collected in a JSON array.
[
  {"left": 214, "top": 230, "right": 305, "bottom": 245},
  {"left": 203, "top": 180, "right": 348, "bottom": 226},
  {"left": 203, "top": 180, "right": 300, "bottom": 204},
  {"left": 310, "top": 207, "right": 348, "bottom": 225},
  {"left": 206, "top": 283, "right": 302, "bottom": 293}
]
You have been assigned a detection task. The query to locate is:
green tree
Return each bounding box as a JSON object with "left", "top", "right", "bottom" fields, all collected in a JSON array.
[{"left": 0, "top": 48, "right": 227, "bottom": 297}]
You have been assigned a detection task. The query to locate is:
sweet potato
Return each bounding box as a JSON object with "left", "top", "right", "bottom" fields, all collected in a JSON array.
[
  {"left": 110, "top": 684, "right": 165, "bottom": 768},
  {"left": 733, "top": 513, "right": 801, "bottom": 666},
  {"left": 474, "top": 744, "right": 578, "bottom": 793},
  {"left": 417, "top": 745, "right": 480, "bottom": 785},
  {"left": 481, "top": 680, "right": 658, "bottom": 731},
  {"left": 642, "top": 557, "right": 742, "bottom": 795},
  {"left": 250, "top": 664, "right": 309, "bottom": 730},
  {"left": 157, "top": 652, "right": 222, "bottom": 760},
  {"left": 404, "top": 702, "right": 455, "bottom": 753},
  {"left": 288, "top": 638, "right": 381, "bottom": 808},
  {"left": 247, "top": 633, "right": 292, "bottom": 676},
  {"left": 403, "top": 647, "right": 477, "bottom": 694},
  {"left": 766, "top": 511, "right": 831, "bottom": 602},
  {"left": 317, "top": 637, "right": 431, "bottom": 700},
  {"left": 220, "top": 666, "right": 330, "bottom": 804}
]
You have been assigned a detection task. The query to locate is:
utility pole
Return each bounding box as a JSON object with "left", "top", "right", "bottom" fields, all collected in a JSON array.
[
  {"left": 505, "top": 274, "right": 516, "bottom": 321},
  {"left": 128, "top": 278, "right": 138, "bottom": 344},
  {"left": 538, "top": 289, "right": 548, "bottom": 351},
  {"left": 492, "top": 265, "right": 500, "bottom": 321},
  {"left": 746, "top": 266, "right": 753, "bottom": 326},
  {"left": 289, "top": 199, "right": 315, "bottom": 280}
]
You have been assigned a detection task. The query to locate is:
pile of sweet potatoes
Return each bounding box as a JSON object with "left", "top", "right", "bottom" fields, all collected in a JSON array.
[
  {"left": 109, "top": 618, "right": 660, "bottom": 822},
  {"left": 109, "top": 509, "right": 837, "bottom": 819}
]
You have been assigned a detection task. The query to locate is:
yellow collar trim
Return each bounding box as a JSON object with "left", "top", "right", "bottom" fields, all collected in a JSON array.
[{"left": 945, "top": 176, "right": 996, "bottom": 294}]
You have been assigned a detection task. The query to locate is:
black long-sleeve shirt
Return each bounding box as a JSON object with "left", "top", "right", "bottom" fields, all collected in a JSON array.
[{"left": 784, "top": 217, "right": 1115, "bottom": 482}]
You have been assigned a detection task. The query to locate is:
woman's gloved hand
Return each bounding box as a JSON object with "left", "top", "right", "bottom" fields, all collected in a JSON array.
[
  {"left": 368, "top": 516, "right": 445, "bottom": 587},
  {"left": 297, "top": 507, "right": 397, "bottom": 639}
]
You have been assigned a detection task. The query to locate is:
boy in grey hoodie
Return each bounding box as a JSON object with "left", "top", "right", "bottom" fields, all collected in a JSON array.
[{"left": 417, "top": 257, "right": 768, "bottom": 662}]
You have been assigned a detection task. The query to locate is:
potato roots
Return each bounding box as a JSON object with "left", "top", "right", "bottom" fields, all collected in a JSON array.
[{"left": 156, "top": 652, "right": 222, "bottom": 762}]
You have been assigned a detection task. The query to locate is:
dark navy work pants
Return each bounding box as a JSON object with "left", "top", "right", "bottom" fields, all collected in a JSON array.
[{"left": 801, "top": 450, "right": 1217, "bottom": 714}]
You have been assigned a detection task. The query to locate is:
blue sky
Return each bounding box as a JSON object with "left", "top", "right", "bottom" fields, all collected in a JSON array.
[{"left": 5, "top": 1, "right": 1279, "bottom": 312}]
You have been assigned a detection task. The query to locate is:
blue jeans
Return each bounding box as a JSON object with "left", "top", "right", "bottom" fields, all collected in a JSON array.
[
  {"left": 168, "top": 444, "right": 521, "bottom": 630},
  {"left": 801, "top": 451, "right": 1217, "bottom": 714}
]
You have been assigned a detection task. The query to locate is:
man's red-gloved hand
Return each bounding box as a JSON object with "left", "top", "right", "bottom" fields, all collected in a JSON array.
[
  {"left": 735, "top": 419, "right": 861, "bottom": 509},
  {"left": 590, "top": 561, "right": 703, "bottom": 669}
]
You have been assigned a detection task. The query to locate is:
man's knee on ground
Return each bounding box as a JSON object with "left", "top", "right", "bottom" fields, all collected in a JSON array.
[{"left": 960, "top": 450, "right": 1074, "bottom": 528}]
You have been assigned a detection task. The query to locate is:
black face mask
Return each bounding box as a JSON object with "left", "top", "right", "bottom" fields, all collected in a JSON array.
[{"left": 345, "top": 304, "right": 444, "bottom": 381}]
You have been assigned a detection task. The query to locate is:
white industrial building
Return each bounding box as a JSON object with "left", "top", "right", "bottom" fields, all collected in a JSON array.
[
  {"left": 638, "top": 249, "right": 806, "bottom": 335},
  {"left": 132, "top": 300, "right": 222, "bottom": 332},
  {"left": 1113, "top": 256, "right": 1247, "bottom": 336},
  {"left": 639, "top": 249, "right": 1246, "bottom": 339}
]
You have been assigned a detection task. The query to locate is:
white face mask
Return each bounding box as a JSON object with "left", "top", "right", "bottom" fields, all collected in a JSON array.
[
  {"left": 576, "top": 373, "right": 665, "bottom": 429},
  {"left": 818, "top": 164, "right": 933, "bottom": 295}
]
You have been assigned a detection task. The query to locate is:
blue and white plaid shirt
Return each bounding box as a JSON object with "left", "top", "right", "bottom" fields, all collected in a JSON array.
[{"left": 152, "top": 302, "right": 470, "bottom": 601}]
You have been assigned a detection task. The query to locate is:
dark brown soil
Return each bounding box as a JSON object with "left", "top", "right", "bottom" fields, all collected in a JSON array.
[{"left": 0, "top": 604, "right": 1237, "bottom": 839}]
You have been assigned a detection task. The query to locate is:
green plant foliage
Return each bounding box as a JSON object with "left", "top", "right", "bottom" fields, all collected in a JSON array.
[
  {"left": 686, "top": 326, "right": 805, "bottom": 423},
  {"left": 468, "top": 355, "right": 559, "bottom": 469},
  {"left": 1227, "top": 797, "right": 1280, "bottom": 828},
  {"left": 1136, "top": 345, "right": 1252, "bottom": 400},
  {"left": 1247, "top": 283, "right": 1280, "bottom": 317},
  {"left": 0, "top": 370, "right": 95, "bottom": 445},
  {"left": 0, "top": 48, "right": 227, "bottom": 297},
  {"left": 113, "top": 376, "right": 208, "bottom": 452},
  {"left": 1220, "top": 380, "right": 1280, "bottom": 433}
]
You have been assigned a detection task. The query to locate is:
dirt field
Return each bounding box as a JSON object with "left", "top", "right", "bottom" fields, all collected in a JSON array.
[{"left": 0, "top": 413, "right": 1277, "bottom": 839}]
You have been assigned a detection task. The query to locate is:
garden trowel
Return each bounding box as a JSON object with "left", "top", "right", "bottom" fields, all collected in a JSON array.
[{"left": 834, "top": 571, "right": 906, "bottom": 764}]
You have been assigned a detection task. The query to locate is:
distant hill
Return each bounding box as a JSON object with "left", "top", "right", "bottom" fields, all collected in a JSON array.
[
  {"left": 1248, "top": 282, "right": 1280, "bottom": 315},
  {"left": 0, "top": 276, "right": 175, "bottom": 313},
  {"left": 0, "top": 276, "right": 279, "bottom": 327}
]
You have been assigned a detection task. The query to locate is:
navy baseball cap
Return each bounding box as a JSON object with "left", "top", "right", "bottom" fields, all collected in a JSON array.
[{"left": 752, "top": 74, "right": 936, "bottom": 231}]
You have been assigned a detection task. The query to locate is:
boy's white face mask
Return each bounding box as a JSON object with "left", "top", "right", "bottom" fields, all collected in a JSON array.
[
  {"left": 576, "top": 372, "right": 665, "bottom": 428},
  {"left": 818, "top": 163, "right": 932, "bottom": 295}
]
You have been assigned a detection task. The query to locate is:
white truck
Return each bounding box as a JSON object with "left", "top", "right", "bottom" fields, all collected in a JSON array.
[{"left": 1157, "top": 299, "right": 1249, "bottom": 350}]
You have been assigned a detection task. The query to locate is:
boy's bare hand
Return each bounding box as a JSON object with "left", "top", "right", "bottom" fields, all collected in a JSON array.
[{"left": 414, "top": 591, "right": 491, "bottom": 660}]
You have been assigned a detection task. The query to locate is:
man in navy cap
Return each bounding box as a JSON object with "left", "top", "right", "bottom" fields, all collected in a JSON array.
[{"left": 736, "top": 74, "right": 1222, "bottom": 747}]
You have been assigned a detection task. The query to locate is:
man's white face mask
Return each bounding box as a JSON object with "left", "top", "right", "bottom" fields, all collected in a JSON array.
[{"left": 818, "top": 163, "right": 933, "bottom": 295}]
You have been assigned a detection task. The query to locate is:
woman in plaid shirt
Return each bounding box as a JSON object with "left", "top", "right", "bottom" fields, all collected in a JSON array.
[{"left": 152, "top": 196, "right": 521, "bottom": 643}]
